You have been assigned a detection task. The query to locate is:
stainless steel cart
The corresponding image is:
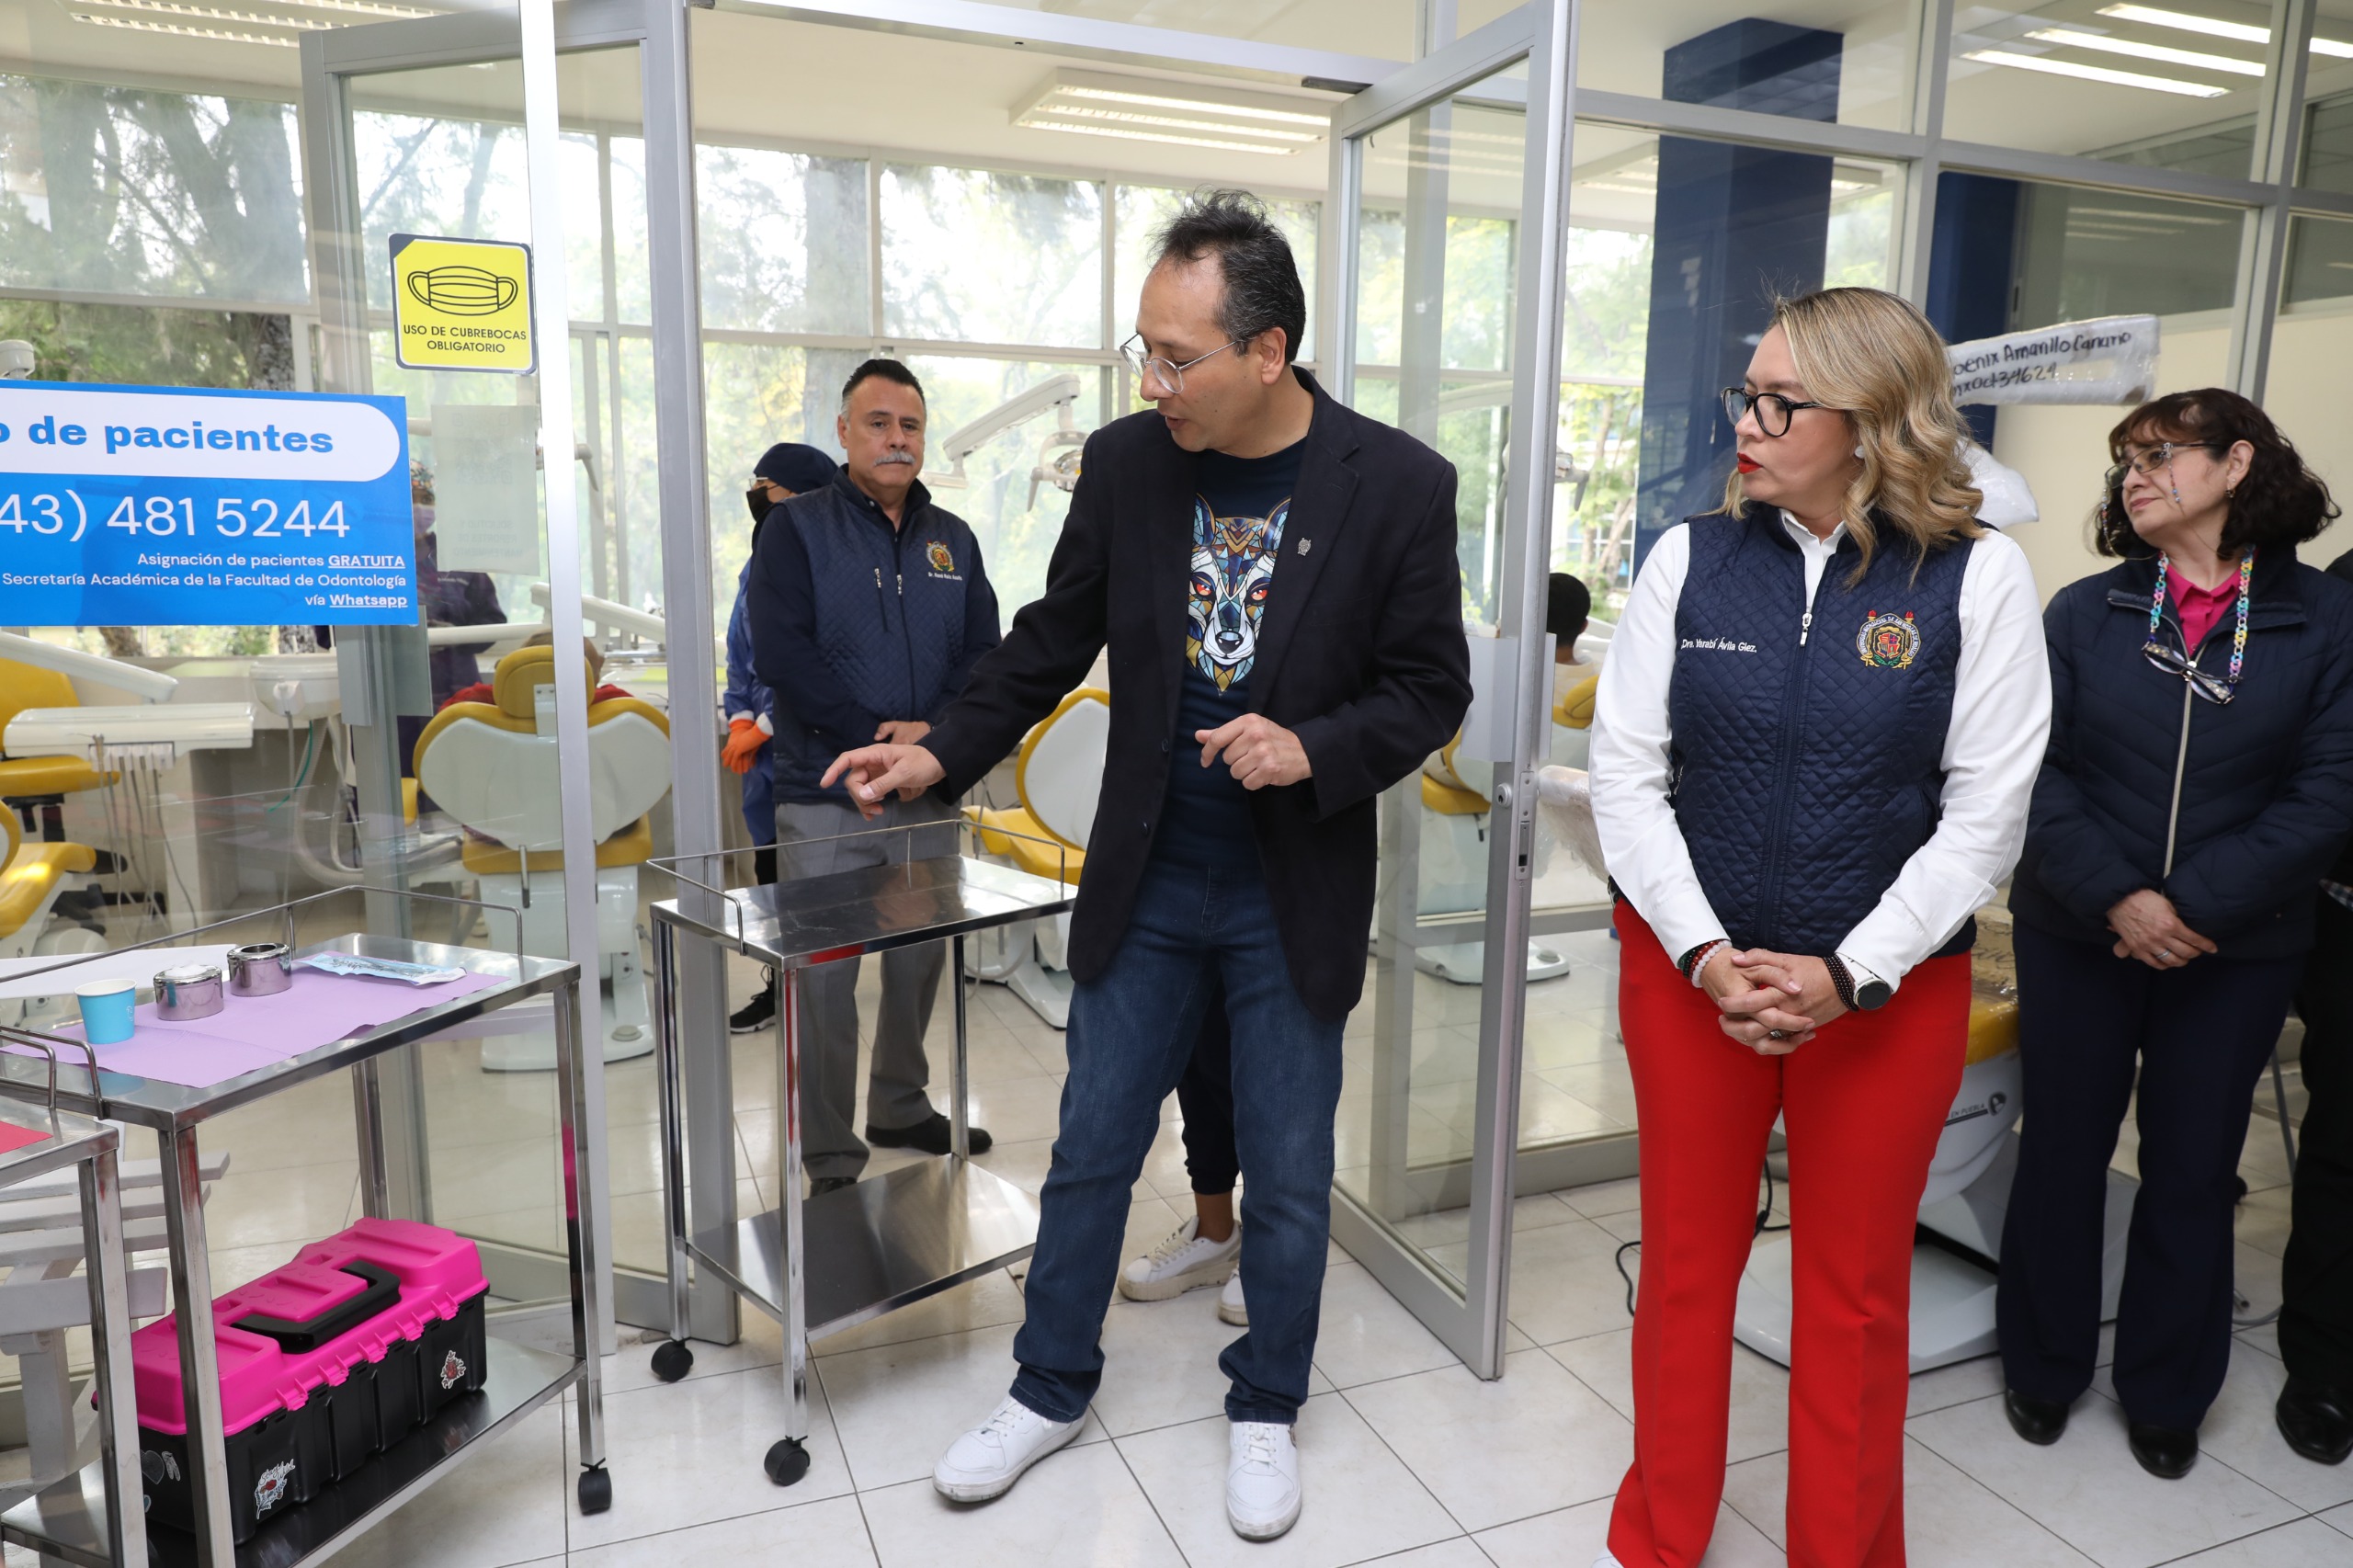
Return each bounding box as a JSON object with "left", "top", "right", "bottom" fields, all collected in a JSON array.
[
  {"left": 647, "top": 850, "right": 1074, "bottom": 1485},
  {"left": 0, "top": 1043, "right": 144, "bottom": 1568},
  {"left": 0, "top": 932, "right": 608, "bottom": 1568}
]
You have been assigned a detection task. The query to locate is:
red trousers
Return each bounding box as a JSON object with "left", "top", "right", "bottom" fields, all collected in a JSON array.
[{"left": 1606, "top": 906, "right": 1970, "bottom": 1568}]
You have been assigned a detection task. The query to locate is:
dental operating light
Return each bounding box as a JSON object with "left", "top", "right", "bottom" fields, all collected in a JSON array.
[{"left": 928, "top": 375, "right": 1087, "bottom": 510}]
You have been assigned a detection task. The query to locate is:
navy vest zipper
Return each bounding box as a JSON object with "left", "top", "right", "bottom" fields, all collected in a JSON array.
[{"left": 1751, "top": 556, "right": 1825, "bottom": 949}]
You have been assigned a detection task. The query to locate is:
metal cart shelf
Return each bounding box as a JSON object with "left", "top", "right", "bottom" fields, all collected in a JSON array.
[
  {"left": 0, "top": 932, "right": 609, "bottom": 1568},
  {"left": 649, "top": 852, "right": 1074, "bottom": 1484}
]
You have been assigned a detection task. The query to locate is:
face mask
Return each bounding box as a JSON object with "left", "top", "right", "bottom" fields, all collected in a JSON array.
[{"left": 746, "top": 486, "right": 772, "bottom": 526}]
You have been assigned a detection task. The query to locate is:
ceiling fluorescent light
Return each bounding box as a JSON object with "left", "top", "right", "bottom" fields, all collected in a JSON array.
[
  {"left": 2024, "top": 26, "right": 2263, "bottom": 74},
  {"left": 1015, "top": 70, "right": 1329, "bottom": 156},
  {"left": 69, "top": 10, "right": 300, "bottom": 43},
  {"left": 75, "top": 0, "right": 334, "bottom": 29},
  {"left": 2097, "top": 5, "right": 2353, "bottom": 58},
  {"left": 1963, "top": 48, "right": 2231, "bottom": 96}
]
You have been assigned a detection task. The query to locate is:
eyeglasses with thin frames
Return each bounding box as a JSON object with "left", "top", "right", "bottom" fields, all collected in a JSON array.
[
  {"left": 1720, "top": 386, "right": 1831, "bottom": 438},
  {"left": 2104, "top": 440, "right": 2222, "bottom": 496},
  {"left": 1120, "top": 335, "right": 1245, "bottom": 397}
]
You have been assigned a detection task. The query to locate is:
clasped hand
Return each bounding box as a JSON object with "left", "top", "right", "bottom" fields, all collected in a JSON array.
[
  {"left": 2105, "top": 888, "right": 2216, "bottom": 971},
  {"left": 1700, "top": 948, "right": 1847, "bottom": 1055}
]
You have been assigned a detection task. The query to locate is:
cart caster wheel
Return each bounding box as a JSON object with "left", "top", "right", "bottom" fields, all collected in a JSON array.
[
  {"left": 577, "top": 1466, "right": 612, "bottom": 1515},
  {"left": 650, "top": 1339, "right": 694, "bottom": 1382},
  {"left": 763, "top": 1437, "right": 811, "bottom": 1487}
]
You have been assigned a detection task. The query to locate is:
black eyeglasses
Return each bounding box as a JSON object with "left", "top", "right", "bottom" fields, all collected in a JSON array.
[
  {"left": 2105, "top": 441, "right": 2222, "bottom": 494},
  {"left": 2142, "top": 641, "right": 2237, "bottom": 704},
  {"left": 1721, "top": 387, "right": 1831, "bottom": 438}
]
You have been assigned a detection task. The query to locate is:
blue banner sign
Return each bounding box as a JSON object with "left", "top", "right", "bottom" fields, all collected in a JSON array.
[{"left": 0, "top": 381, "right": 415, "bottom": 628}]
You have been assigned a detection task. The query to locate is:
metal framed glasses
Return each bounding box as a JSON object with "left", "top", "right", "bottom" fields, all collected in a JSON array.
[
  {"left": 2104, "top": 440, "right": 2222, "bottom": 494},
  {"left": 1720, "top": 386, "right": 1830, "bottom": 438},
  {"left": 1120, "top": 335, "right": 1245, "bottom": 396},
  {"left": 2141, "top": 642, "right": 2239, "bottom": 704}
]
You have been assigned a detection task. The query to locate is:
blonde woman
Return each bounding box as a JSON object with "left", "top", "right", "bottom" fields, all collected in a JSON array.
[{"left": 1589, "top": 288, "right": 2050, "bottom": 1568}]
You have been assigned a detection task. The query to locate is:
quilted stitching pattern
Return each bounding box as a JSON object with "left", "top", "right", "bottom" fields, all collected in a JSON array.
[{"left": 1669, "top": 506, "right": 1971, "bottom": 954}]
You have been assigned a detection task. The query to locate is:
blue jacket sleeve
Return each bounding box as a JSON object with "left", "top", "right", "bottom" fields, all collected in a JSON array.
[
  {"left": 2020, "top": 592, "right": 2157, "bottom": 926},
  {"left": 747, "top": 507, "right": 884, "bottom": 747},
  {"left": 929, "top": 534, "right": 1004, "bottom": 724},
  {"left": 722, "top": 561, "right": 773, "bottom": 723}
]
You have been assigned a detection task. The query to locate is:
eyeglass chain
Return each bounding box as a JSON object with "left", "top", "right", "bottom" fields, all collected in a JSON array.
[{"left": 2148, "top": 549, "right": 2255, "bottom": 689}]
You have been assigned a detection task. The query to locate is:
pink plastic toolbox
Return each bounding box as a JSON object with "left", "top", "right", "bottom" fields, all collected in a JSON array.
[{"left": 133, "top": 1219, "right": 490, "bottom": 1540}]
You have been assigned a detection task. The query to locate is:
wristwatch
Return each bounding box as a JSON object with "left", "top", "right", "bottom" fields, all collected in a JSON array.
[{"left": 1824, "top": 954, "right": 1893, "bottom": 1011}]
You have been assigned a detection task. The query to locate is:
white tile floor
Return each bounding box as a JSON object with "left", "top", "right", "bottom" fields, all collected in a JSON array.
[{"left": 30, "top": 946, "right": 2342, "bottom": 1568}]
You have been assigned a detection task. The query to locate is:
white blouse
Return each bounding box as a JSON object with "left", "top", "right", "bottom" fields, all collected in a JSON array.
[{"left": 1588, "top": 513, "right": 2052, "bottom": 992}]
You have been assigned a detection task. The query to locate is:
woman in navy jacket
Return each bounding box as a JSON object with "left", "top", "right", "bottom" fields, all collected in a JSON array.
[{"left": 1999, "top": 390, "right": 2353, "bottom": 1481}]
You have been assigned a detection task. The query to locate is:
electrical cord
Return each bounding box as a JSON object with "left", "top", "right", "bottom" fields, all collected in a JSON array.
[{"left": 1614, "top": 1159, "right": 1787, "bottom": 1319}]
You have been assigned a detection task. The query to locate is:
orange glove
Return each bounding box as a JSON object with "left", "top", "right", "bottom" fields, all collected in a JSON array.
[{"left": 722, "top": 716, "right": 767, "bottom": 775}]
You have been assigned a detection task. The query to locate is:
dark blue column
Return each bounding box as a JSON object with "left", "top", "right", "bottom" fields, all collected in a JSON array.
[
  {"left": 1924, "top": 172, "right": 2021, "bottom": 449},
  {"left": 1631, "top": 20, "right": 1840, "bottom": 570}
]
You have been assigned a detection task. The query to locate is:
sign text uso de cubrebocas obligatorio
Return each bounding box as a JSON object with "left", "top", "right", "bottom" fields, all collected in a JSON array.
[{"left": 0, "top": 381, "right": 416, "bottom": 628}]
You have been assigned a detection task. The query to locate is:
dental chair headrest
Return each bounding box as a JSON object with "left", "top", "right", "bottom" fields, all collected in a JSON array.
[{"left": 491, "top": 645, "right": 597, "bottom": 720}]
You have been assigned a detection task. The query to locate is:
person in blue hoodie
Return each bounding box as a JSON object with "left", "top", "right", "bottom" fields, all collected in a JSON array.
[
  {"left": 747, "top": 360, "right": 1002, "bottom": 1193},
  {"left": 722, "top": 441, "right": 839, "bottom": 1034}
]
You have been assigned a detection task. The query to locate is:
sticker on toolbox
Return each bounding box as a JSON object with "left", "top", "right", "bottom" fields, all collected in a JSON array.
[{"left": 255, "top": 1459, "right": 297, "bottom": 1517}]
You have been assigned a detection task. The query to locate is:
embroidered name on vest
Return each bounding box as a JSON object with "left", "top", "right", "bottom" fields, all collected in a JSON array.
[{"left": 1680, "top": 636, "right": 1759, "bottom": 653}]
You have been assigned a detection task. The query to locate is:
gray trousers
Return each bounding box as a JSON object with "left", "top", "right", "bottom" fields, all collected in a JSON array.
[{"left": 774, "top": 791, "right": 955, "bottom": 1180}]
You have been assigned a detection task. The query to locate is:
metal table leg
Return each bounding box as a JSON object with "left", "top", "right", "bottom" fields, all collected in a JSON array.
[
  {"left": 159, "top": 1125, "right": 235, "bottom": 1565},
  {"left": 79, "top": 1146, "right": 144, "bottom": 1568},
  {"left": 951, "top": 935, "right": 970, "bottom": 1162},
  {"left": 764, "top": 964, "right": 811, "bottom": 1487},
  {"left": 555, "top": 974, "right": 613, "bottom": 1515},
  {"left": 648, "top": 920, "right": 696, "bottom": 1384}
]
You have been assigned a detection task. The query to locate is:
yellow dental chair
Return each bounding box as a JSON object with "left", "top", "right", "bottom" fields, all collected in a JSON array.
[
  {"left": 962, "top": 687, "right": 1107, "bottom": 1028},
  {"left": 413, "top": 645, "right": 671, "bottom": 1070},
  {"left": 0, "top": 657, "right": 113, "bottom": 846},
  {"left": 0, "top": 809, "right": 104, "bottom": 1026}
]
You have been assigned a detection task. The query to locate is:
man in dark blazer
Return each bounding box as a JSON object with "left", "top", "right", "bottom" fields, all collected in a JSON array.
[{"left": 823, "top": 189, "right": 1470, "bottom": 1541}]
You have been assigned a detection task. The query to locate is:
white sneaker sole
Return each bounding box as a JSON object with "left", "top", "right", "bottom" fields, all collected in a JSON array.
[
  {"left": 1229, "top": 1493, "right": 1302, "bottom": 1540},
  {"left": 1217, "top": 1292, "right": 1248, "bottom": 1327},
  {"left": 933, "top": 1415, "right": 1082, "bottom": 1503},
  {"left": 1117, "top": 1254, "right": 1236, "bottom": 1302}
]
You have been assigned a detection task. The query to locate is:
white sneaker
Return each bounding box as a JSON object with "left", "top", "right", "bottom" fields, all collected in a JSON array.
[
  {"left": 932, "top": 1396, "right": 1081, "bottom": 1502},
  {"left": 1119, "top": 1215, "right": 1240, "bottom": 1301},
  {"left": 1226, "top": 1420, "right": 1302, "bottom": 1539},
  {"left": 1218, "top": 1267, "right": 1248, "bottom": 1326},
  {"left": 1591, "top": 1553, "right": 1626, "bottom": 1567}
]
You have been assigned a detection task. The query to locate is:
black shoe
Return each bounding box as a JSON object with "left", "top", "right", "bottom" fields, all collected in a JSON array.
[
  {"left": 2277, "top": 1378, "right": 2353, "bottom": 1465},
  {"left": 865, "top": 1110, "right": 993, "bottom": 1157},
  {"left": 2003, "top": 1387, "right": 2071, "bottom": 1446},
  {"left": 810, "top": 1175, "right": 857, "bottom": 1199},
  {"left": 2127, "top": 1419, "right": 2199, "bottom": 1479},
  {"left": 729, "top": 978, "right": 778, "bottom": 1034}
]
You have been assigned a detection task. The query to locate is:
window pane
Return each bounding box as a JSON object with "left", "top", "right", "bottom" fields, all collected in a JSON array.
[
  {"left": 1946, "top": 0, "right": 2271, "bottom": 176},
  {"left": 902, "top": 356, "right": 1099, "bottom": 614},
  {"left": 353, "top": 109, "right": 531, "bottom": 315},
  {"left": 881, "top": 165, "right": 1103, "bottom": 347},
  {"left": 1112, "top": 184, "right": 1319, "bottom": 361},
  {"left": 702, "top": 339, "right": 815, "bottom": 617},
  {"left": 2300, "top": 90, "right": 2353, "bottom": 194},
  {"left": 1581, "top": 1, "right": 1919, "bottom": 131},
  {"left": 612, "top": 136, "right": 652, "bottom": 325},
  {"left": 2268, "top": 213, "right": 2353, "bottom": 569},
  {"left": 697, "top": 143, "right": 870, "bottom": 335},
  {"left": 0, "top": 73, "right": 307, "bottom": 303}
]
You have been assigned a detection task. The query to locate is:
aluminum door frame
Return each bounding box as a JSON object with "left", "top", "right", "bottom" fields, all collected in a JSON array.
[
  {"left": 298, "top": 0, "right": 739, "bottom": 1348},
  {"left": 1320, "top": 0, "right": 1579, "bottom": 1381}
]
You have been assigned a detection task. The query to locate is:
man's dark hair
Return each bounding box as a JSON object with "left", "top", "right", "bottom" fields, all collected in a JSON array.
[
  {"left": 1547, "top": 573, "right": 1591, "bottom": 642},
  {"left": 1152, "top": 188, "right": 1307, "bottom": 365},
  {"left": 841, "top": 358, "right": 926, "bottom": 409},
  {"left": 2095, "top": 387, "right": 2339, "bottom": 558}
]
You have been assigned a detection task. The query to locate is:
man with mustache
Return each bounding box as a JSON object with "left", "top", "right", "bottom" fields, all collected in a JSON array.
[{"left": 746, "top": 358, "right": 1002, "bottom": 1194}]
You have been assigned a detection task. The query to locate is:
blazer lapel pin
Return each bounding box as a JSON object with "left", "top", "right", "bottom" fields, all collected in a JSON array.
[{"left": 1297, "top": 538, "right": 1313, "bottom": 557}]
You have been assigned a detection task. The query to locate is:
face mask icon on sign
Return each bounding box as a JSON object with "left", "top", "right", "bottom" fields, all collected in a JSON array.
[{"left": 406, "top": 265, "right": 519, "bottom": 317}]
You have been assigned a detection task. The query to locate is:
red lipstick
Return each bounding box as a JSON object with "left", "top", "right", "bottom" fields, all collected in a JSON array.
[{"left": 1736, "top": 455, "right": 1761, "bottom": 474}]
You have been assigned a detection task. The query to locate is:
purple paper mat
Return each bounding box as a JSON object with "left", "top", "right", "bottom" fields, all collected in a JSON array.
[{"left": 33, "top": 968, "right": 506, "bottom": 1088}]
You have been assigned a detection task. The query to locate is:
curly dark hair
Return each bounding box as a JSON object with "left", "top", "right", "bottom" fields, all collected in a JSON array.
[{"left": 2095, "top": 387, "right": 2337, "bottom": 558}]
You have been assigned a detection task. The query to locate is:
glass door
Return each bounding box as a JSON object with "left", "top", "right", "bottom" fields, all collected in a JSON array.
[{"left": 1324, "top": 0, "right": 1578, "bottom": 1377}]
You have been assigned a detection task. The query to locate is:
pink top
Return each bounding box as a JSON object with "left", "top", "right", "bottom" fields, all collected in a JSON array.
[{"left": 2169, "top": 570, "right": 2238, "bottom": 655}]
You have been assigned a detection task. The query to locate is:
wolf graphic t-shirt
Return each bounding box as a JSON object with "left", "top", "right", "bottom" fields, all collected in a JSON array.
[{"left": 1154, "top": 437, "right": 1304, "bottom": 869}]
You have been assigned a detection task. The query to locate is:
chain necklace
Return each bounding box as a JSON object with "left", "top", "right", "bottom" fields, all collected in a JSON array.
[{"left": 2147, "top": 548, "right": 2255, "bottom": 688}]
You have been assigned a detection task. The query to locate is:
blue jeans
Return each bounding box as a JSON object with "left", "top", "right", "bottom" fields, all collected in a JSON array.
[{"left": 1010, "top": 857, "right": 1345, "bottom": 1426}]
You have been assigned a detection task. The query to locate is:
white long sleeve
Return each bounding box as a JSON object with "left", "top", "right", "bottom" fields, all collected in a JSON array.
[{"left": 1587, "top": 519, "right": 2050, "bottom": 985}]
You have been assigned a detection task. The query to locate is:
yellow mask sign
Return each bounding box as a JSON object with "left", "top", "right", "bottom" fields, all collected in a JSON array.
[{"left": 390, "top": 233, "right": 537, "bottom": 373}]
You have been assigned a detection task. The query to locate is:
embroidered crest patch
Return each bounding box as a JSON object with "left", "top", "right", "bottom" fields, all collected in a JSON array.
[
  {"left": 926, "top": 540, "right": 954, "bottom": 574},
  {"left": 1856, "top": 609, "right": 1920, "bottom": 670}
]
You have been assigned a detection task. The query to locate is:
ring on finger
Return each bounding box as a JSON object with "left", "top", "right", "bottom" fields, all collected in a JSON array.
[{"left": 1767, "top": 1028, "right": 1787, "bottom": 1040}]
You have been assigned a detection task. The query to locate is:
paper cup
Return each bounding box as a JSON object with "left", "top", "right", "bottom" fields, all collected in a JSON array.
[{"left": 74, "top": 980, "right": 137, "bottom": 1045}]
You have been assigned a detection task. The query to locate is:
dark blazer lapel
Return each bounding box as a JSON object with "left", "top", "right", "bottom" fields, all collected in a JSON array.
[
  {"left": 1148, "top": 435, "right": 1200, "bottom": 722},
  {"left": 1249, "top": 377, "right": 1360, "bottom": 707}
]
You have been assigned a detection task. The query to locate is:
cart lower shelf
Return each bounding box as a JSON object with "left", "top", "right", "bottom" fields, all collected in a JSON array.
[{"left": 1, "top": 1335, "right": 584, "bottom": 1568}]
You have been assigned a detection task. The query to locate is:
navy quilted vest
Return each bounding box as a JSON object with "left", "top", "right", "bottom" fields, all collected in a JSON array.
[
  {"left": 1669, "top": 504, "right": 1976, "bottom": 957},
  {"left": 770, "top": 472, "right": 977, "bottom": 797}
]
